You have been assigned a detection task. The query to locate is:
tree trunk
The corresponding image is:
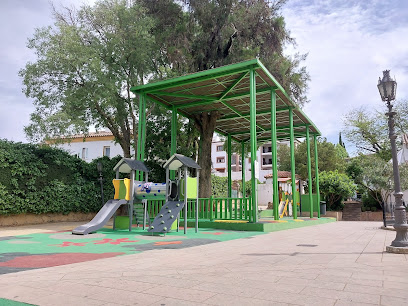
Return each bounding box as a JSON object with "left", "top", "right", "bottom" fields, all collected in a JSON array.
[{"left": 193, "top": 111, "right": 220, "bottom": 198}]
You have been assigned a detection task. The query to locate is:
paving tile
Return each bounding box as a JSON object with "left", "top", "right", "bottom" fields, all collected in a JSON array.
[
  {"left": 0, "top": 284, "right": 52, "bottom": 300},
  {"left": 255, "top": 290, "right": 336, "bottom": 306},
  {"left": 26, "top": 292, "right": 106, "bottom": 306},
  {"left": 380, "top": 295, "right": 408, "bottom": 306},
  {"left": 204, "top": 293, "right": 288, "bottom": 306},
  {"left": 300, "top": 286, "right": 380, "bottom": 304},
  {"left": 334, "top": 300, "right": 378, "bottom": 306},
  {"left": 142, "top": 284, "right": 217, "bottom": 303},
  {"left": 150, "top": 297, "right": 207, "bottom": 306},
  {"left": 345, "top": 283, "right": 408, "bottom": 299},
  {"left": 69, "top": 277, "right": 159, "bottom": 292},
  {"left": 123, "top": 274, "right": 201, "bottom": 289},
  {"left": 190, "top": 281, "right": 263, "bottom": 298},
  {"left": 383, "top": 280, "right": 408, "bottom": 290},
  {"left": 278, "top": 276, "right": 346, "bottom": 291},
  {"left": 62, "top": 271, "right": 123, "bottom": 280},
  {"left": 87, "top": 288, "right": 164, "bottom": 305}
]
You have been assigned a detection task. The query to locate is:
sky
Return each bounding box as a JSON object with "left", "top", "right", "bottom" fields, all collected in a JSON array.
[{"left": 0, "top": 0, "right": 407, "bottom": 155}]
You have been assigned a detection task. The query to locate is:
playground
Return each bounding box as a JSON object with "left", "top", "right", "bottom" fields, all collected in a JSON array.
[
  {"left": 0, "top": 60, "right": 339, "bottom": 304},
  {"left": 0, "top": 216, "right": 335, "bottom": 277}
]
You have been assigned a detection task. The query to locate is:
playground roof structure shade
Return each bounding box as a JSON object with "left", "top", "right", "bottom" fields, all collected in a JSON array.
[
  {"left": 113, "top": 158, "right": 149, "bottom": 173},
  {"left": 131, "top": 58, "right": 321, "bottom": 143},
  {"left": 164, "top": 154, "right": 202, "bottom": 171}
]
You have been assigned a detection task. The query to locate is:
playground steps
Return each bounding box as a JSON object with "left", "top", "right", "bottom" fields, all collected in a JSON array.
[
  {"left": 342, "top": 201, "right": 362, "bottom": 221},
  {"left": 133, "top": 202, "right": 149, "bottom": 227},
  {"left": 148, "top": 201, "right": 184, "bottom": 233}
]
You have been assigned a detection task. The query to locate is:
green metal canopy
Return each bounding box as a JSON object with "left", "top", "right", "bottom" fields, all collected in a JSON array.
[
  {"left": 131, "top": 58, "right": 321, "bottom": 222},
  {"left": 131, "top": 58, "right": 321, "bottom": 143}
]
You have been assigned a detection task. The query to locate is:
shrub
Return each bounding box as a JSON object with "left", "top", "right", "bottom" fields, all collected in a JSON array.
[
  {"left": 319, "top": 170, "right": 356, "bottom": 210},
  {"left": 0, "top": 139, "right": 121, "bottom": 215}
]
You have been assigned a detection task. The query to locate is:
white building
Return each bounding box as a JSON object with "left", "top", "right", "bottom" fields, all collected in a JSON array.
[
  {"left": 51, "top": 131, "right": 296, "bottom": 184},
  {"left": 211, "top": 135, "right": 296, "bottom": 183},
  {"left": 49, "top": 131, "right": 128, "bottom": 162}
]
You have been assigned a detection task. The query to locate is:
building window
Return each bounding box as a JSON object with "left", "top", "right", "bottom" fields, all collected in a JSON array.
[
  {"left": 103, "top": 146, "right": 110, "bottom": 157},
  {"left": 263, "top": 145, "right": 272, "bottom": 153},
  {"left": 216, "top": 145, "right": 224, "bottom": 151},
  {"left": 263, "top": 158, "right": 272, "bottom": 165},
  {"left": 216, "top": 157, "right": 225, "bottom": 163},
  {"left": 231, "top": 155, "right": 236, "bottom": 165},
  {"left": 81, "top": 148, "right": 88, "bottom": 160},
  {"left": 216, "top": 168, "right": 225, "bottom": 173}
]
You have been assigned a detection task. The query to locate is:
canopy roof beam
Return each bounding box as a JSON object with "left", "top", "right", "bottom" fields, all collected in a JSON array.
[{"left": 218, "top": 107, "right": 289, "bottom": 121}]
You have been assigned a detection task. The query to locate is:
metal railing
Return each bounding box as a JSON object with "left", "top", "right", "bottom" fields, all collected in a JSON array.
[{"left": 146, "top": 197, "right": 253, "bottom": 222}]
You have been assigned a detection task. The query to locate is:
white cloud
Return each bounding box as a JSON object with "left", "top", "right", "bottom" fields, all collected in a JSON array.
[{"left": 282, "top": 0, "right": 408, "bottom": 152}]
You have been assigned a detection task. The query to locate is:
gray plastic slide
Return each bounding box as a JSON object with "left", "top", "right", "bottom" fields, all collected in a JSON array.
[{"left": 72, "top": 199, "right": 128, "bottom": 235}]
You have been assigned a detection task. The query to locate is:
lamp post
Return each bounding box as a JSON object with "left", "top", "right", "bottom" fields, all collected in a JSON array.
[
  {"left": 97, "top": 162, "right": 105, "bottom": 206},
  {"left": 377, "top": 70, "right": 408, "bottom": 252}
]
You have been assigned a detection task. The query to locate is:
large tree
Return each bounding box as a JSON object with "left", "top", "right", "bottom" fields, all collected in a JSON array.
[
  {"left": 22, "top": 0, "right": 310, "bottom": 198},
  {"left": 142, "top": 0, "right": 310, "bottom": 196},
  {"left": 20, "top": 0, "right": 157, "bottom": 157},
  {"left": 343, "top": 100, "right": 408, "bottom": 161}
]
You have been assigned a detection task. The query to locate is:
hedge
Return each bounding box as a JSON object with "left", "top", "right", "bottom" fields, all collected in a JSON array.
[{"left": 0, "top": 139, "right": 121, "bottom": 215}]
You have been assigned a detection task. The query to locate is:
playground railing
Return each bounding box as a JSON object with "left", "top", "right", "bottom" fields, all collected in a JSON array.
[
  {"left": 146, "top": 199, "right": 166, "bottom": 219},
  {"left": 146, "top": 197, "right": 253, "bottom": 222},
  {"left": 185, "top": 197, "right": 253, "bottom": 222}
]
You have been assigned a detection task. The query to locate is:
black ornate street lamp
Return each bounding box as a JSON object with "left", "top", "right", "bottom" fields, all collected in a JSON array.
[{"left": 377, "top": 70, "right": 408, "bottom": 252}]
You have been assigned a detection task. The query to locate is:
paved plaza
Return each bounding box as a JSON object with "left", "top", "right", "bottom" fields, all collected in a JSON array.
[{"left": 0, "top": 221, "right": 407, "bottom": 305}]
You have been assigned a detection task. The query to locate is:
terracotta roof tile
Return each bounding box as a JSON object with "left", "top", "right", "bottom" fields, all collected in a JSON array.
[{"left": 264, "top": 171, "right": 300, "bottom": 179}]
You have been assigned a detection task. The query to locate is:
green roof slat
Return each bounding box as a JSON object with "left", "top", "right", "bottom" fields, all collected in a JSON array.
[
  {"left": 217, "top": 106, "right": 289, "bottom": 121},
  {"left": 229, "top": 124, "right": 308, "bottom": 136},
  {"left": 151, "top": 92, "right": 215, "bottom": 101},
  {"left": 219, "top": 72, "right": 248, "bottom": 100},
  {"left": 131, "top": 59, "right": 258, "bottom": 93},
  {"left": 132, "top": 58, "right": 320, "bottom": 142}
]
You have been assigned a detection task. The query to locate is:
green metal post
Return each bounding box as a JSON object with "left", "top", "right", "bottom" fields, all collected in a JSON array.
[
  {"left": 170, "top": 105, "right": 177, "bottom": 180},
  {"left": 136, "top": 94, "right": 143, "bottom": 180},
  {"left": 306, "top": 127, "right": 313, "bottom": 218},
  {"left": 227, "top": 134, "right": 232, "bottom": 198},
  {"left": 140, "top": 94, "right": 147, "bottom": 181},
  {"left": 227, "top": 134, "right": 232, "bottom": 219},
  {"left": 249, "top": 68, "right": 258, "bottom": 222},
  {"left": 241, "top": 141, "right": 245, "bottom": 198},
  {"left": 271, "top": 89, "right": 279, "bottom": 220},
  {"left": 314, "top": 134, "right": 321, "bottom": 218},
  {"left": 289, "top": 108, "right": 297, "bottom": 219}
]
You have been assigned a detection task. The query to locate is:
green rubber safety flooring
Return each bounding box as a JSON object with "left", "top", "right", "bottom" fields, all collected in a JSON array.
[{"left": 0, "top": 298, "right": 34, "bottom": 305}]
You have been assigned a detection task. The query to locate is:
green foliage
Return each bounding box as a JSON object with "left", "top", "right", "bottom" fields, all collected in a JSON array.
[
  {"left": 318, "top": 170, "right": 356, "bottom": 210},
  {"left": 20, "top": 0, "right": 157, "bottom": 157},
  {"left": 277, "top": 137, "right": 347, "bottom": 183},
  {"left": 361, "top": 190, "right": 382, "bottom": 211},
  {"left": 210, "top": 175, "right": 259, "bottom": 198},
  {"left": 342, "top": 100, "right": 408, "bottom": 159},
  {"left": 347, "top": 154, "right": 408, "bottom": 207},
  {"left": 211, "top": 175, "right": 229, "bottom": 198},
  {"left": 144, "top": 0, "right": 310, "bottom": 105},
  {"left": 0, "top": 139, "right": 121, "bottom": 215}
]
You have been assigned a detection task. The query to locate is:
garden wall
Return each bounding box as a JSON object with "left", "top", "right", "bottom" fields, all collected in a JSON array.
[{"left": 0, "top": 212, "right": 96, "bottom": 227}]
